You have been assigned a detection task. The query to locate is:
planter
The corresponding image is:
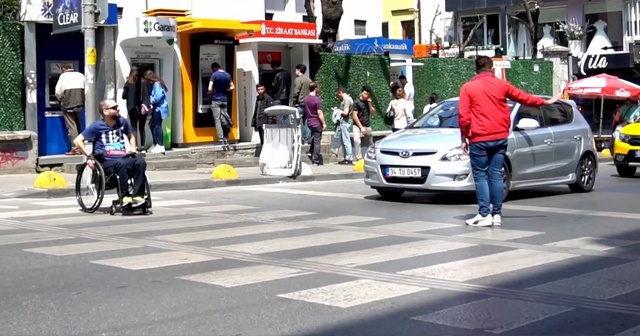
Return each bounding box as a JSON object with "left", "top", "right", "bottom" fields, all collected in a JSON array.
[{"left": 569, "top": 40, "right": 583, "bottom": 57}]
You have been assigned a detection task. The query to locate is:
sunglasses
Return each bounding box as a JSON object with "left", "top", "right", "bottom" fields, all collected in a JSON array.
[{"left": 107, "top": 105, "right": 118, "bottom": 110}]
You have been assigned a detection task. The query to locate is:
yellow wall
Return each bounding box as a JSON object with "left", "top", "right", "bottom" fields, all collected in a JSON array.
[
  {"left": 382, "top": 0, "right": 416, "bottom": 39},
  {"left": 178, "top": 34, "right": 239, "bottom": 144}
]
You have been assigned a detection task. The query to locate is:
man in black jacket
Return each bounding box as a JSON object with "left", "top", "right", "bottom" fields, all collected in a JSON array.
[
  {"left": 252, "top": 83, "right": 274, "bottom": 145},
  {"left": 270, "top": 60, "right": 291, "bottom": 107}
]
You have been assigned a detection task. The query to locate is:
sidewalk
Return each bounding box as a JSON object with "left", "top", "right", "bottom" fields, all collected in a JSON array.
[{"left": 0, "top": 164, "right": 362, "bottom": 199}]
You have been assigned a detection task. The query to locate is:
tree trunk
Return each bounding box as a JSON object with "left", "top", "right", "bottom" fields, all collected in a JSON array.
[
  {"left": 304, "top": 0, "right": 316, "bottom": 23},
  {"left": 521, "top": 0, "right": 541, "bottom": 59},
  {"left": 459, "top": 17, "right": 485, "bottom": 57},
  {"left": 319, "top": 0, "right": 344, "bottom": 51}
]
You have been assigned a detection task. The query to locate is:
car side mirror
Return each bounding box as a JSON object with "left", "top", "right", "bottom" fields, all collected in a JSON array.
[{"left": 516, "top": 118, "right": 540, "bottom": 130}]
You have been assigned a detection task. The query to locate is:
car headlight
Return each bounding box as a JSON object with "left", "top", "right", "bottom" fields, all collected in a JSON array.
[
  {"left": 441, "top": 146, "right": 469, "bottom": 162},
  {"left": 365, "top": 140, "right": 381, "bottom": 160},
  {"left": 616, "top": 132, "right": 631, "bottom": 143}
]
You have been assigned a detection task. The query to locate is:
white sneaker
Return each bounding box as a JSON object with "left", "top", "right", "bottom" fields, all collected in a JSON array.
[
  {"left": 150, "top": 145, "right": 165, "bottom": 154},
  {"left": 465, "top": 214, "right": 493, "bottom": 227},
  {"left": 492, "top": 215, "right": 502, "bottom": 226}
]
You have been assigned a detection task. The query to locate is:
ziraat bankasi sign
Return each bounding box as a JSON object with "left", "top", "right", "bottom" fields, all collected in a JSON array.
[{"left": 52, "top": 0, "right": 82, "bottom": 35}]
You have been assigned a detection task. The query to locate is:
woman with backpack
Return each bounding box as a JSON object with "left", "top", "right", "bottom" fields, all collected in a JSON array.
[
  {"left": 384, "top": 88, "right": 414, "bottom": 132},
  {"left": 145, "top": 70, "right": 169, "bottom": 154}
]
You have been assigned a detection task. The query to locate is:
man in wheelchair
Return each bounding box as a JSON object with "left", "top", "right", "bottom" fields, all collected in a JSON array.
[{"left": 73, "top": 99, "right": 148, "bottom": 207}]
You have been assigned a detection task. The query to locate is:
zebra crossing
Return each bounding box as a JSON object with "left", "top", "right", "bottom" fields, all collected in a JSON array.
[{"left": 1, "top": 200, "right": 640, "bottom": 334}]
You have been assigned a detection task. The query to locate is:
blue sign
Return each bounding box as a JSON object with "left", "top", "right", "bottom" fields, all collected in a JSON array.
[
  {"left": 333, "top": 37, "right": 414, "bottom": 55},
  {"left": 52, "top": 0, "right": 81, "bottom": 34}
]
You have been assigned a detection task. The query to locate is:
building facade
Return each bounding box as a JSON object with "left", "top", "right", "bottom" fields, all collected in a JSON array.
[
  {"left": 21, "top": 0, "right": 382, "bottom": 154},
  {"left": 444, "top": 0, "right": 639, "bottom": 72},
  {"left": 20, "top": 0, "right": 119, "bottom": 157}
]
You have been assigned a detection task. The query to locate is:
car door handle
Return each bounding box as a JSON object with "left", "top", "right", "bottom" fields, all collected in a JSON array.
[
  {"left": 544, "top": 139, "right": 554, "bottom": 145},
  {"left": 574, "top": 135, "right": 583, "bottom": 141}
]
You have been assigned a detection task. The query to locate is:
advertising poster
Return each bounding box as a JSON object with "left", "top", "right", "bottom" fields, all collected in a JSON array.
[
  {"left": 52, "top": 0, "right": 82, "bottom": 34},
  {"left": 258, "top": 51, "right": 282, "bottom": 71}
]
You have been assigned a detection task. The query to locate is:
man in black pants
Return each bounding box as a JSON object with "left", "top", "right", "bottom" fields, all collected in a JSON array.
[
  {"left": 304, "top": 82, "right": 327, "bottom": 166},
  {"left": 73, "top": 100, "right": 148, "bottom": 207}
]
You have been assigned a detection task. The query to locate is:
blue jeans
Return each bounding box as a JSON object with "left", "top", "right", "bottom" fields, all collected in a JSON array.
[
  {"left": 469, "top": 139, "right": 508, "bottom": 217},
  {"left": 152, "top": 109, "right": 163, "bottom": 147},
  {"left": 298, "top": 106, "right": 311, "bottom": 143},
  {"left": 339, "top": 120, "right": 352, "bottom": 161}
]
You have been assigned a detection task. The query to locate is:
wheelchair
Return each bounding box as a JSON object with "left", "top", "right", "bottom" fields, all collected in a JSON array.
[{"left": 75, "top": 153, "right": 152, "bottom": 215}]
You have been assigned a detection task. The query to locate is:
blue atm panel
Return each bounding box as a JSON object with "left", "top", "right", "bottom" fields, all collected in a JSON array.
[{"left": 36, "top": 23, "right": 84, "bottom": 156}]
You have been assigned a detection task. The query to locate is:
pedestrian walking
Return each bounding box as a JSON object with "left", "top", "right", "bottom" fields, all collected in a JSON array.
[
  {"left": 459, "top": 56, "right": 561, "bottom": 227},
  {"left": 352, "top": 86, "right": 376, "bottom": 161},
  {"left": 304, "top": 82, "right": 327, "bottom": 166},
  {"left": 54, "top": 63, "right": 85, "bottom": 155},
  {"left": 145, "top": 70, "right": 170, "bottom": 154},
  {"left": 252, "top": 83, "right": 274, "bottom": 145},
  {"left": 291, "top": 64, "right": 312, "bottom": 144},
  {"left": 122, "top": 66, "right": 146, "bottom": 151},
  {"left": 334, "top": 88, "right": 354, "bottom": 165}
]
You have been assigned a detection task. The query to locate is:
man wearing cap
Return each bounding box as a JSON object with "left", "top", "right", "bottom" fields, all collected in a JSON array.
[{"left": 73, "top": 99, "right": 148, "bottom": 207}]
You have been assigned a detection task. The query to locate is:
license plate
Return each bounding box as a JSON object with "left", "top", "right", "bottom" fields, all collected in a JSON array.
[{"left": 386, "top": 167, "right": 422, "bottom": 177}]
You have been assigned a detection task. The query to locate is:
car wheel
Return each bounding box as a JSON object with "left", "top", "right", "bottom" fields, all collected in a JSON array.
[
  {"left": 616, "top": 164, "right": 637, "bottom": 178},
  {"left": 569, "top": 154, "right": 596, "bottom": 192},
  {"left": 502, "top": 163, "right": 511, "bottom": 202},
  {"left": 376, "top": 189, "right": 405, "bottom": 199}
]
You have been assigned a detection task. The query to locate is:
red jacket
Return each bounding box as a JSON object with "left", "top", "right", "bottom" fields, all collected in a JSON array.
[{"left": 459, "top": 72, "right": 546, "bottom": 143}]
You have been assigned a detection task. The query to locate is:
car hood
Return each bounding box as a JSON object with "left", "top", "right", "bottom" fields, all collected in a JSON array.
[
  {"left": 621, "top": 122, "right": 640, "bottom": 136},
  {"left": 378, "top": 128, "right": 461, "bottom": 151}
]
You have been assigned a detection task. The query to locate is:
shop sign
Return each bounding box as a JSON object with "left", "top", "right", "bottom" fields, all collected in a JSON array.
[
  {"left": 137, "top": 17, "right": 177, "bottom": 40},
  {"left": 211, "top": 38, "right": 238, "bottom": 45},
  {"left": 333, "top": 37, "right": 414, "bottom": 55},
  {"left": 238, "top": 21, "right": 317, "bottom": 40},
  {"left": 52, "top": 0, "right": 81, "bottom": 35},
  {"left": 576, "top": 51, "right": 632, "bottom": 76}
]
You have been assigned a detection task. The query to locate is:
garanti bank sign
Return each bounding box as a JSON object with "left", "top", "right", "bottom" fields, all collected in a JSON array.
[{"left": 138, "top": 18, "right": 177, "bottom": 39}]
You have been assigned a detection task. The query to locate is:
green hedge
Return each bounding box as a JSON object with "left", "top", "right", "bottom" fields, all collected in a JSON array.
[
  {"left": 412, "top": 58, "right": 553, "bottom": 116},
  {"left": 505, "top": 59, "right": 553, "bottom": 96},
  {"left": 412, "top": 58, "right": 475, "bottom": 116},
  {"left": 311, "top": 53, "right": 391, "bottom": 131},
  {"left": 0, "top": 22, "right": 24, "bottom": 131}
]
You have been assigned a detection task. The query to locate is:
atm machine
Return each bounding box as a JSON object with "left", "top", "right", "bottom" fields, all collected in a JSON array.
[
  {"left": 42, "top": 60, "right": 82, "bottom": 155},
  {"left": 131, "top": 58, "right": 160, "bottom": 77},
  {"left": 195, "top": 44, "right": 226, "bottom": 128}
]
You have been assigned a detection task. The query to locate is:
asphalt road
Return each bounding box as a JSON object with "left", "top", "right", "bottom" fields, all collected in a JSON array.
[{"left": 1, "top": 162, "right": 640, "bottom": 335}]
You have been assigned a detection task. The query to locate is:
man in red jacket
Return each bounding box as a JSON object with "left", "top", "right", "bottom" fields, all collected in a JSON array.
[{"left": 459, "top": 56, "right": 560, "bottom": 227}]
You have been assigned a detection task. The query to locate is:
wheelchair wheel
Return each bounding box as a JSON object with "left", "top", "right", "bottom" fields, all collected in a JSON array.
[{"left": 75, "top": 161, "right": 106, "bottom": 213}]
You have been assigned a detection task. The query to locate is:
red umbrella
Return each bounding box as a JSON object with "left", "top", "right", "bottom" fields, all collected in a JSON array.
[
  {"left": 564, "top": 74, "right": 640, "bottom": 137},
  {"left": 564, "top": 74, "right": 640, "bottom": 99}
]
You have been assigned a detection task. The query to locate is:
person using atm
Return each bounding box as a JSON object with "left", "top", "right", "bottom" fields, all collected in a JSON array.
[{"left": 207, "top": 62, "right": 235, "bottom": 146}]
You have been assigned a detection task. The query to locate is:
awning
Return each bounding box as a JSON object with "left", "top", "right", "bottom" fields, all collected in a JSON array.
[
  {"left": 239, "top": 37, "right": 322, "bottom": 44},
  {"left": 176, "top": 18, "right": 261, "bottom": 35}
]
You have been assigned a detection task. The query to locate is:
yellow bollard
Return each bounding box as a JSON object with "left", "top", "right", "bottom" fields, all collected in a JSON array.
[
  {"left": 353, "top": 159, "right": 365, "bottom": 172},
  {"left": 211, "top": 164, "right": 239, "bottom": 180},
  {"left": 600, "top": 148, "right": 612, "bottom": 158},
  {"left": 33, "top": 171, "right": 68, "bottom": 189}
]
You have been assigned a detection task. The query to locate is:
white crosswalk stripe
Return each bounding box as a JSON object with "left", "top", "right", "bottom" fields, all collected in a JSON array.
[
  {"left": 91, "top": 251, "right": 219, "bottom": 270},
  {"left": 216, "top": 231, "right": 384, "bottom": 254},
  {"left": 399, "top": 249, "right": 578, "bottom": 281},
  {"left": 277, "top": 279, "right": 427, "bottom": 308},
  {"left": 25, "top": 241, "right": 141, "bottom": 256},
  {"left": 4, "top": 202, "right": 640, "bottom": 332}
]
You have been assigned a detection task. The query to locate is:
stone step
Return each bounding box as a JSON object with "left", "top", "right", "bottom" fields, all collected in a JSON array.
[{"left": 147, "top": 158, "right": 197, "bottom": 171}]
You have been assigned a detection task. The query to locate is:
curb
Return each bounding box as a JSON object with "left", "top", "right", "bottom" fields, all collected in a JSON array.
[{"left": 0, "top": 172, "right": 364, "bottom": 200}]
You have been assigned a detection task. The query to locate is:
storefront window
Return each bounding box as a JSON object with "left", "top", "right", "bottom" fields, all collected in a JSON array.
[
  {"left": 584, "top": 1, "right": 624, "bottom": 52},
  {"left": 460, "top": 14, "right": 500, "bottom": 47},
  {"left": 537, "top": 7, "right": 569, "bottom": 47}
]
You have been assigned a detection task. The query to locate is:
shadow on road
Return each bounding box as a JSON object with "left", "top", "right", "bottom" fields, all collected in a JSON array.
[{"left": 296, "top": 226, "right": 640, "bottom": 336}]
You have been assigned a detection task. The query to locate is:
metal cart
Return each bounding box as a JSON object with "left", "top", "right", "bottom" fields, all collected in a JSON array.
[{"left": 259, "top": 106, "right": 305, "bottom": 177}]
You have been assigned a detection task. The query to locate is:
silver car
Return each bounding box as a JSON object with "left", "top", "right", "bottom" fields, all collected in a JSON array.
[{"left": 364, "top": 97, "right": 598, "bottom": 199}]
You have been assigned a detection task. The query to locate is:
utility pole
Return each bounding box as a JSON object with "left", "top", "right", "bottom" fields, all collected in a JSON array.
[{"left": 83, "top": 0, "right": 97, "bottom": 125}]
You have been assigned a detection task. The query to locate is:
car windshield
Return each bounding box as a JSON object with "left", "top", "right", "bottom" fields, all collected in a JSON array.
[{"left": 408, "top": 100, "right": 516, "bottom": 129}]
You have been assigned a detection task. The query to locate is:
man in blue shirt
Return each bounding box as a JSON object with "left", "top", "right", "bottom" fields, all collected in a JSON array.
[
  {"left": 207, "top": 62, "right": 235, "bottom": 145},
  {"left": 73, "top": 99, "right": 148, "bottom": 207}
]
